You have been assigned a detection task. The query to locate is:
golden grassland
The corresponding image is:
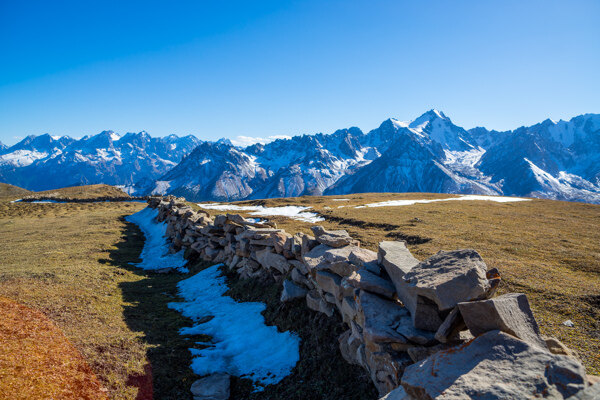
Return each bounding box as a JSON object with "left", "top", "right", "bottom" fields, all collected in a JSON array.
[
  {"left": 31, "top": 183, "right": 131, "bottom": 199},
  {"left": 0, "top": 188, "right": 598, "bottom": 400},
  {"left": 0, "top": 200, "right": 209, "bottom": 399},
  {"left": 0, "top": 182, "right": 32, "bottom": 199},
  {"left": 195, "top": 192, "right": 600, "bottom": 374}
]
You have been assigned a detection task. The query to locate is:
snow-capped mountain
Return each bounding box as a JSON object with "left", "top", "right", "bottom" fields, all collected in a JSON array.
[
  {"left": 0, "top": 131, "right": 201, "bottom": 191},
  {"left": 145, "top": 110, "right": 600, "bottom": 203},
  {"left": 1, "top": 110, "right": 599, "bottom": 203}
]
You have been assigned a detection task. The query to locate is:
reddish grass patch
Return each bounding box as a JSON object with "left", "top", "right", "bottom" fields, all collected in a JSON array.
[{"left": 0, "top": 297, "right": 109, "bottom": 400}]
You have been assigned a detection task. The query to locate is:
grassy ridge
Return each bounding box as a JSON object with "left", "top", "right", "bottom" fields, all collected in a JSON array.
[
  {"left": 31, "top": 183, "right": 131, "bottom": 199},
  {"left": 0, "top": 182, "right": 32, "bottom": 199}
]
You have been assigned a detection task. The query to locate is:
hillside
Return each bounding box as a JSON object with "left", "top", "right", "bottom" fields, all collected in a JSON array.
[
  {"left": 0, "top": 182, "right": 32, "bottom": 199},
  {"left": 30, "top": 184, "right": 131, "bottom": 200},
  {"left": 0, "top": 192, "right": 597, "bottom": 399},
  {"left": 195, "top": 193, "right": 600, "bottom": 374}
]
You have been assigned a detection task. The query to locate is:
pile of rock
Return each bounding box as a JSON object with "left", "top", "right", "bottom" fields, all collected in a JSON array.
[{"left": 146, "top": 196, "right": 598, "bottom": 400}]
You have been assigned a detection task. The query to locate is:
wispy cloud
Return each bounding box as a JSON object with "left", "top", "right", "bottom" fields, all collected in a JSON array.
[{"left": 230, "top": 135, "right": 292, "bottom": 147}]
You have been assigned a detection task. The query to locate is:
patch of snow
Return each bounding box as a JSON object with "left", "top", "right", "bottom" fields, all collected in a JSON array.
[
  {"left": 125, "top": 207, "right": 188, "bottom": 272},
  {"left": 196, "top": 203, "right": 325, "bottom": 223},
  {"left": 168, "top": 264, "right": 300, "bottom": 388},
  {"left": 110, "top": 132, "right": 121, "bottom": 141},
  {"left": 359, "top": 194, "right": 531, "bottom": 208},
  {"left": 332, "top": 198, "right": 350, "bottom": 201},
  {"left": 0, "top": 150, "right": 48, "bottom": 167}
]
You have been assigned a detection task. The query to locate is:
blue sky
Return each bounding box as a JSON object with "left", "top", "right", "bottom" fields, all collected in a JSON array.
[{"left": 0, "top": 0, "right": 598, "bottom": 145}]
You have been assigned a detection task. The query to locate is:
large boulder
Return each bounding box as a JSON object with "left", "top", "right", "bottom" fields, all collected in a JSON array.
[
  {"left": 401, "top": 330, "right": 588, "bottom": 400},
  {"left": 393, "top": 249, "right": 493, "bottom": 331},
  {"left": 190, "top": 373, "right": 230, "bottom": 400},
  {"left": 404, "top": 249, "right": 491, "bottom": 312},
  {"left": 458, "top": 293, "right": 547, "bottom": 350}
]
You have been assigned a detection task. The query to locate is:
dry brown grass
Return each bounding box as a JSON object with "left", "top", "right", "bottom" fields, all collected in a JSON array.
[
  {"left": 31, "top": 184, "right": 130, "bottom": 199},
  {"left": 196, "top": 192, "right": 600, "bottom": 374},
  {"left": 0, "top": 182, "right": 31, "bottom": 200},
  {"left": 0, "top": 201, "right": 151, "bottom": 399},
  {"left": 0, "top": 296, "right": 108, "bottom": 400}
]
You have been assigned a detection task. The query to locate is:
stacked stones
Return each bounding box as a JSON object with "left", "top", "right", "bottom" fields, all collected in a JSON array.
[{"left": 147, "top": 197, "right": 597, "bottom": 400}]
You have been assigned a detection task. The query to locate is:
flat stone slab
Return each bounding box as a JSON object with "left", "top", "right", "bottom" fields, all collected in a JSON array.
[
  {"left": 458, "top": 293, "right": 547, "bottom": 350},
  {"left": 346, "top": 269, "right": 396, "bottom": 299},
  {"left": 404, "top": 249, "right": 490, "bottom": 312},
  {"left": 401, "top": 330, "right": 587, "bottom": 400},
  {"left": 311, "top": 225, "right": 358, "bottom": 248}
]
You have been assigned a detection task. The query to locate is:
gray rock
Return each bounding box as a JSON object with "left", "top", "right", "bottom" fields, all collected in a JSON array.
[
  {"left": 289, "top": 259, "right": 308, "bottom": 275},
  {"left": 348, "top": 247, "right": 378, "bottom": 268},
  {"left": 190, "top": 373, "right": 230, "bottom": 400},
  {"left": 311, "top": 225, "right": 359, "bottom": 248},
  {"left": 302, "top": 243, "right": 332, "bottom": 272},
  {"left": 401, "top": 330, "right": 587, "bottom": 400},
  {"left": 458, "top": 293, "right": 547, "bottom": 350},
  {"left": 315, "top": 270, "right": 343, "bottom": 298},
  {"left": 255, "top": 248, "right": 290, "bottom": 274},
  {"left": 358, "top": 291, "right": 435, "bottom": 346},
  {"left": 300, "top": 233, "right": 319, "bottom": 257},
  {"left": 338, "top": 329, "right": 363, "bottom": 365},
  {"left": 405, "top": 249, "right": 490, "bottom": 312},
  {"left": 327, "top": 260, "right": 357, "bottom": 277},
  {"left": 567, "top": 383, "right": 600, "bottom": 400},
  {"left": 341, "top": 296, "right": 358, "bottom": 323},
  {"left": 346, "top": 269, "right": 396, "bottom": 299},
  {"left": 379, "top": 386, "right": 416, "bottom": 400},
  {"left": 545, "top": 336, "right": 577, "bottom": 358},
  {"left": 306, "top": 290, "right": 321, "bottom": 312},
  {"left": 378, "top": 241, "right": 420, "bottom": 316},
  {"left": 290, "top": 267, "right": 310, "bottom": 287},
  {"left": 280, "top": 279, "right": 308, "bottom": 302},
  {"left": 434, "top": 306, "right": 466, "bottom": 343}
]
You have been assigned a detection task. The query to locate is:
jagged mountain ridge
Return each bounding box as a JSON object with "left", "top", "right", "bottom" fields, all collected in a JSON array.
[
  {"left": 1, "top": 110, "right": 599, "bottom": 203},
  {"left": 0, "top": 131, "right": 201, "bottom": 191},
  {"left": 145, "top": 110, "right": 600, "bottom": 203}
]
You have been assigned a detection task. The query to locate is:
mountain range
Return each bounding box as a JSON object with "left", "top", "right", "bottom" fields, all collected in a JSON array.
[{"left": 1, "top": 110, "right": 599, "bottom": 203}]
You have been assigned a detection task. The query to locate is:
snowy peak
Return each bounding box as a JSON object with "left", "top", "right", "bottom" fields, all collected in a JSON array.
[
  {"left": 0, "top": 131, "right": 200, "bottom": 191},
  {"left": 1, "top": 111, "right": 600, "bottom": 203},
  {"left": 407, "top": 109, "right": 475, "bottom": 152}
]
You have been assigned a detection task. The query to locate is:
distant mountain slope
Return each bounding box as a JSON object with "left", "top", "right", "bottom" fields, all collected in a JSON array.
[
  {"left": 1, "top": 111, "right": 599, "bottom": 203},
  {"left": 0, "top": 182, "right": 32, "bottom": 199},
  {"left": 0, "top": 131, "right": 200, "bottom": 191}
]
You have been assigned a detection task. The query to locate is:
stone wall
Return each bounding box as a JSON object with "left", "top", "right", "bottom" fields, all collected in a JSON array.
[{"left": 147, "top": 196, "right": 597, "bottom": 400}]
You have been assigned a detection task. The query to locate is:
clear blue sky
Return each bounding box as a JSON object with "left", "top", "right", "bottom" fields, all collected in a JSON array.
[{"left": 0, "top": 0, "right": 598, "bottom": 145}]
